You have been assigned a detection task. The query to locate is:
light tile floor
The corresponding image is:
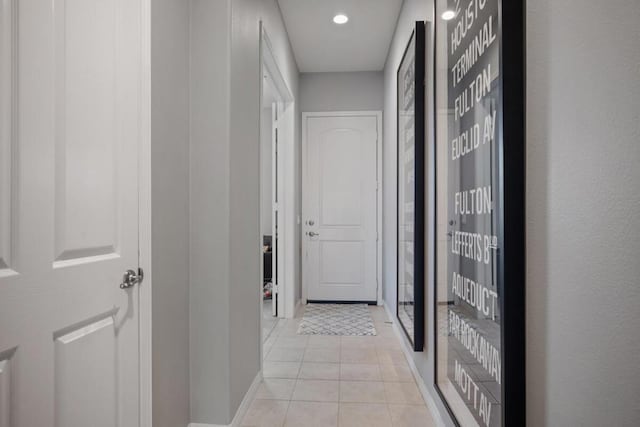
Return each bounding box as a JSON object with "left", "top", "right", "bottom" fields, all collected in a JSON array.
[
  {"left": 244, "top": 305, "right": 437, "bottom": 427},
  {"left": 263, "top": 299, "right": 279, "bottom": 342}
]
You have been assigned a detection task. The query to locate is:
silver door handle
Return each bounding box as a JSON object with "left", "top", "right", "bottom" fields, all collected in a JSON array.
[
  {"left": 308, "top": 231, "right": 319, "bottom": 237},
  {"left": 120, "top": 268, "right": 144, "bottom": 289}
]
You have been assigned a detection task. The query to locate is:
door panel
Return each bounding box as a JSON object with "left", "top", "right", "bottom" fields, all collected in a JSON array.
[
  {"left": 304, "top": 114, "right": 378, "bottom": 302},
  {"left": 54, "top": 317, "right": 116, "bottom": 427},
  {"left": 54, "top": 0, "right": 119, "bottom": 263},
  {"left": 0, "top": 0, "right": 143, "bottom": 425},
  {"left": 319, "top": 130, "right": 362, "bottom": 226},
  {"left": 319, "top": 241, "right": 364, "bottom": 284},
  {"left": 0, "top": 0, "right": 15, "bottom": 275}
]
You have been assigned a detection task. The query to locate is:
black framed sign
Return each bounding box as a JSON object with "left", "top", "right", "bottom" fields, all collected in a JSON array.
[
  {"left": 434, "top": 1, "right": 525, "bottom": 426},
  {"left": 397, "top": 21, "right": 425, "bottom": 352}
]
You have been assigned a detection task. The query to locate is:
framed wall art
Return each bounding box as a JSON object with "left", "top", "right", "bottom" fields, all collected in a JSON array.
[
  {"left": 397, "top": 21, "right": 426, "bottom": 352},
  {"left": 433, "top": 0, "right": 525, "bottom": 426}
]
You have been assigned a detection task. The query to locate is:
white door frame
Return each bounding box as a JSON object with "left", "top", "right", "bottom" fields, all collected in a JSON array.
[
  {"left": 259, "top": 23, "right": 296, "bottom": 344},
  {"left": 301, "top": 111, "right": 383, "bottom": 305},
  {"left": 138, "top": 1, "right": 152, "bottom": 425}
]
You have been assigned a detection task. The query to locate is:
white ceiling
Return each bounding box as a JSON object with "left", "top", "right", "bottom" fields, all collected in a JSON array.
[{"left": 277, "top": 0, "right": 404, "bottom": 73}]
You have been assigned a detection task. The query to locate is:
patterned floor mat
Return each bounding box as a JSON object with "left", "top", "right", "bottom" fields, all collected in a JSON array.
[{"left": 297, "top": 304, "right": 377, "bottom": 336}]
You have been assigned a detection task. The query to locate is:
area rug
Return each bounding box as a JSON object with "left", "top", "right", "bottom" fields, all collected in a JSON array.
[{"left": 297, "top": 304, "right": 377, "bottom": 336}]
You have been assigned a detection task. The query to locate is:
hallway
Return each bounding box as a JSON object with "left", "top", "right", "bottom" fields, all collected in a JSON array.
[
  {"left": 243, "top": 306, "right": 437, "bottom": 427},
  {"left": 0, "top": 0, "right": 638, "bottom": 425}
]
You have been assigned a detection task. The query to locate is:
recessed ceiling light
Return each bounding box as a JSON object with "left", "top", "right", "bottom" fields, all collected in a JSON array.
[
  {"left": 333, "top": 14, "right": 349, "bottom": 24},
  {"left": 441, "top": 10, "right": 456, "bottom": 20}
]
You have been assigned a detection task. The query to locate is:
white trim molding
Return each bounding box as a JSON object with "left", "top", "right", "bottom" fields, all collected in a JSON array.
[
  {"left": 138, "top": 0, "right": 152, "bottom": 426},
  {"left": 259, "top": 24, "right": 296, "bottom": 320},
  {"left": 294, "top": 299, "right": 303, "bottom": 317}
]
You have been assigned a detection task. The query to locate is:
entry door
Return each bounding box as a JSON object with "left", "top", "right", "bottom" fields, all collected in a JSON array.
[
  {"left": 0, "top": 1, "right": 144, "bottom": 426},
  {"left": 303, "top": 113, "right": 378, "bottom": 302}
]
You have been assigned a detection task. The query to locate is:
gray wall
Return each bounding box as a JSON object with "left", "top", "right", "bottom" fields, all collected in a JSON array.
[
  {"left": 382, "top": 0, "right": 427, "bottom": 344},
  {"left": 189, "top": 0, "right": 232, "bottom": 423},
  {"left": 382, "top": 1, "right": 454, "bottom": 424},
  {"left": 150, "top": 0, "right": 190, "bottom": 426},
  {"left": 300, "top": 71, "right": 384, "bottom": 112},
  {"left": 189, "top": 0, "right": 300, "bottom": 424},
  {"left": 526, "top": 0, "right": 640, "bottom": 425},
  {"left": 229, "top": 0, "right": 300, "bottom": 416}
]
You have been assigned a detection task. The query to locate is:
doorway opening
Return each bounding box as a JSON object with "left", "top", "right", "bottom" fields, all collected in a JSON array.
[
  {"left": 261, "top": 93, "right": 278, "bottom": 340},
  {"left": 260, "top": 26, "right": 295, "bottom": 344}
]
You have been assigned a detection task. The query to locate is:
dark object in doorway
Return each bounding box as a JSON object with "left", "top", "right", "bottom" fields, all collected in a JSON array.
[{"left": 263, "top": 235, "right": 272, "bottom": 283}]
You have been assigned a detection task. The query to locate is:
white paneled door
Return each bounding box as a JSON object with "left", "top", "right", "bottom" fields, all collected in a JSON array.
[
  {"left": 303, "top": 113, "right": 380, "bottom": 302},
  {"left": 0, "top": 0, "right": 145, "bottom": 426}
]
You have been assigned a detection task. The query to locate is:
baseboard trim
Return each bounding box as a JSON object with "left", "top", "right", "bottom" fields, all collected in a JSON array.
[
  {"left": 293, "top": 299, "right": 303, "bottom": 318},
  {"left": 230, "top": 370, "right": 262, "bottom": 427},
  {"left": 383, "top": 302, "right": 447, "bottom": 427},
  {"left": 188, "top": 370, "right": 262, "bottom": 427}
]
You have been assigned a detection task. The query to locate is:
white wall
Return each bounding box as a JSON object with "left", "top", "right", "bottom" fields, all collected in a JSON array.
[
  {"left": 189, "top": 0, "right": 300, "bottom": 424},
  {"left": 526, "top": 0, "right": 640, "bottom": 425},
  {"left": 150, "top": 0, "right": 190, "bottom": 426},
  {"left": 299, "top": 71, "right": 384, "bottom": 112}
]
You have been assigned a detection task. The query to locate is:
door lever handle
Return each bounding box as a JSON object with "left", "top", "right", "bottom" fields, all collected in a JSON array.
[
  {"left": 120, "top": 268, "right": 144, "bottom": 289},
  {"left": 308, "top": 231, "right": 319, "bottom": 237}
]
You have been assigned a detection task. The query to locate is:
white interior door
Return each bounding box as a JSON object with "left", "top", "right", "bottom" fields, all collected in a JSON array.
[
  {"left": 303, "top": 113, "right": 379, "bottom": 302},
  {"left": 271, "top": 103, "right": 279, "bottom": 317},
  {"left": 0, "top": 0, "right": 145, "bottom": 425}
]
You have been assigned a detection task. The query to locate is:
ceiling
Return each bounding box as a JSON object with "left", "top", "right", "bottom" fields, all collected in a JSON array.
[{"left": 277, "top": 0, "right": 404, "bottom": 73}]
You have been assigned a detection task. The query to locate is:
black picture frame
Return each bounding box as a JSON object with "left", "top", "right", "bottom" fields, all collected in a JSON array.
[
  {"left": 396, "top": 21, "right": 426, "bottom": 352},
  {"left": 433, "top": 0, "right": 525, "bottom": 426}
]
